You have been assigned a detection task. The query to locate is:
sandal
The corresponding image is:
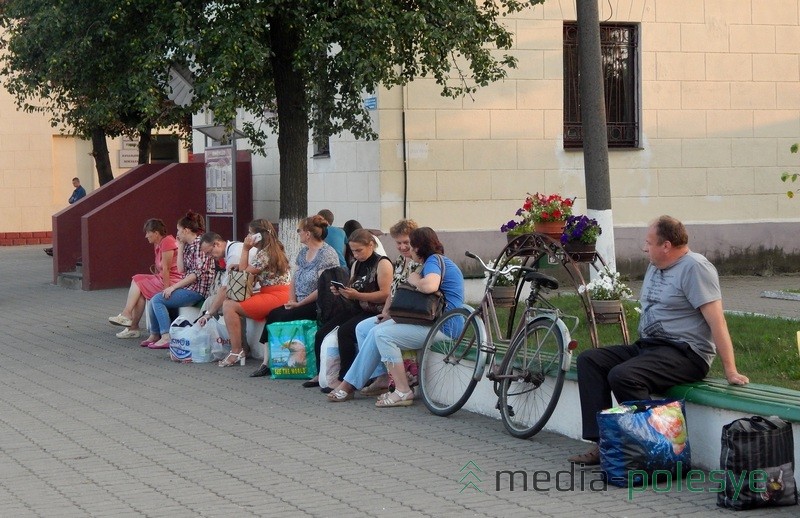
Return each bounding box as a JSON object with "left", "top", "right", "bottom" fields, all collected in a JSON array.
[
  {"left": 360, "top": 383, "right": 390, "bottom": 397},
  {"left": 218, "top": 351, "right": 246, "bottom": 367},
  {"left": 327, "top": 389, "right": 354, "bottom": 402},
  {"left": 375, "top": 389, "right": 414, "bottom": 408},
  {"left": 147, "top": 338, "right": 170, "bottom": 349},
  {"left": 376, "top": 390, "right": 395, "bottom": 402}
]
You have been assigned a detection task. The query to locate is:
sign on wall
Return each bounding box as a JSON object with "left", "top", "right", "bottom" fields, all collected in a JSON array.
[{"left": 205, "top": 146, "right": 234, "bottom": 214}]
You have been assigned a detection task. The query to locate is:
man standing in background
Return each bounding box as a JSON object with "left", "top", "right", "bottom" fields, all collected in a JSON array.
[
  {"left": 45, "top": 177, "right": 86, "bottom": 256},
  {"left": 68, "top": 177, "right": 86, "bottom": 204}
]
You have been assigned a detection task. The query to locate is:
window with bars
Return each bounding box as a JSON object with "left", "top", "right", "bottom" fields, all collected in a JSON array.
[{"left": 563, "top": 22, "right": 639, "bottom": 149}]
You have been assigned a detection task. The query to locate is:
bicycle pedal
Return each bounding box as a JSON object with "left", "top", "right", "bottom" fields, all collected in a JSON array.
[{"left": 494, "top": 401, "right": 515, "bottom": 417}]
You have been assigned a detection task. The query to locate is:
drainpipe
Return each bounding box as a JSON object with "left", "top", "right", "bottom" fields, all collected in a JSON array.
[{"left": 401, "top": 85, "right": 408, "bottom": 218}]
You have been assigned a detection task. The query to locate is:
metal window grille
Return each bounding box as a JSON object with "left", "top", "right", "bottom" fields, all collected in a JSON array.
[{"left": 563, "top": 23, "right": 639, "bottom": 149}]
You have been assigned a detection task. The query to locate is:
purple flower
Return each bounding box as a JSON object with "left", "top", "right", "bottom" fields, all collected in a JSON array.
[
  {"left": 561, "top": 215, "right": 601, "bottom": 244},
  {"left": 501, "top": 220, "right": 519, "bottom": 233}
]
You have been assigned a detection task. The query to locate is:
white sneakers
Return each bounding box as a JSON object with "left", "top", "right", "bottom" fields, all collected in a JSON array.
[
  {"left": 108, "top": 314, "right": 133, "bottom": 327},
  {"left": 115, "top": 328, "right": 141, "bottom": 339}
]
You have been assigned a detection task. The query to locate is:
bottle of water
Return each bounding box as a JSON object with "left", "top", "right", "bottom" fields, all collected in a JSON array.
[{"left": 190, "top": 338, "right": 212, "bottom": 363}]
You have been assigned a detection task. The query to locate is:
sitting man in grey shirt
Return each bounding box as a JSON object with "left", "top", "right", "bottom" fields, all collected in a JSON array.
[{"left": 569, "top": 215, "right": 749, "bottom": 465}]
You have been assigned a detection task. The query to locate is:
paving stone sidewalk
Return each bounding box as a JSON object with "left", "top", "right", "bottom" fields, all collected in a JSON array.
[{"left": 1, "top": 245, "right": 798, "bottom": 517}]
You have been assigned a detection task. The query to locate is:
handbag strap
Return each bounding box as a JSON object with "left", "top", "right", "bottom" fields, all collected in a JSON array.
[
  {"left": 422, "top": 254, "right": 445, "bottom": 292},
  {"left": 435, "top": 254, "right": 445, "bottom": 289}
]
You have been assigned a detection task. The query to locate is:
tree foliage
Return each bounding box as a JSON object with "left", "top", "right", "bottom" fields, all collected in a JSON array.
[
  {"left": 1, "top": 0, "right": 542, "bottom": 211},
  {"left": 0, "top": 0, "right": 192, "bottom": 183},
  {"left": 167, "top": 0, "right": 542, "bottom": 230},
  {"left": 174, "top": 0, "right": 542, "bottom": 145}
]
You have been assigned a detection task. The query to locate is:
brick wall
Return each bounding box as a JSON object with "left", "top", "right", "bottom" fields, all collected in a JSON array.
[{"left": 0, "top": 231, "right": 52, "bottom": 246}]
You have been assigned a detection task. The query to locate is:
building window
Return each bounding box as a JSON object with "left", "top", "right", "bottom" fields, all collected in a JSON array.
[
  {"left": 150, "top": 135, "right": 180, "bottom": 163},
  {"left": 312, "top": 132, "right": 330, "bottom": 158},
  {"left": 563, "top": 22, "right": 639, "bottom": 149}
]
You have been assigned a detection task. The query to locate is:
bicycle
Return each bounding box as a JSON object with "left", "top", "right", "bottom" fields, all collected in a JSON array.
[{"left": 418, "top": 251, "right": 579, "bottom": 438}]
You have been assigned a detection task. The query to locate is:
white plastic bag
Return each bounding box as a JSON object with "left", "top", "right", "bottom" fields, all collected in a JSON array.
[
  {"left": 189, "top": 320, "right": 217, "bottom": 363},
  {"left": 169, "top": 316, "right": 195, "bottom": 363},
  {"left": 208, "top": 317, "right": 232, "bottom": 361},
  {"left": 245, "top": 319, "right": 266, "bottom": 360},
  {"left": 318, "top": 327, "right": 340, "bottom": 389}
]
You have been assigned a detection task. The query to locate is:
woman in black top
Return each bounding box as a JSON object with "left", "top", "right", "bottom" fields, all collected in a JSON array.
[{"left": 313, "top": 229, "right": 392, "bottom": 389}]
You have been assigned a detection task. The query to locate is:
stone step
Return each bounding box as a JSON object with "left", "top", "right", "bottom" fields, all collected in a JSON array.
[{"left": 57, "top": 271, "right": 82, "bottom": 290}]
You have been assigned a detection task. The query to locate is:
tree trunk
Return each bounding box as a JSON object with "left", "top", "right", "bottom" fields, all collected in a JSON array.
[
  {"left": 576, "top": 1, "right": 616, "bottom": 273},
  {"left": 138, "top": 121, "right": 152, "bottom": 165},
  {"left": 91, "top": 127, "right": 114, "bottom": 186},
  {"left": 269, "top": 14, "right": 309, "bottom": 263}
]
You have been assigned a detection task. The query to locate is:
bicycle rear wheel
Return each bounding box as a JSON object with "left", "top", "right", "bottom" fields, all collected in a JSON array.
[
  {"left": 499, "top": 317, "right": 566, "bottom": 438},
  {"left": 419, "top": 307, "right": 483, "bottom": 416}
]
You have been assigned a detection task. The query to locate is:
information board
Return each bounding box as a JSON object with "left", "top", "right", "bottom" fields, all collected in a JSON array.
[{"left": 205, "top": 146, "right": 234, "bottom": 214}]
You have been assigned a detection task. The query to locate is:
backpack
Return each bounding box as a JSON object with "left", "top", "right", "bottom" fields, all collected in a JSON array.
[{"left": 316, "top": 266, "right": 353, "bottom": 325}]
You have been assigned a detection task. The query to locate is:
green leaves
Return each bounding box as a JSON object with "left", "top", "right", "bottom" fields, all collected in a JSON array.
[
  {"left": 781, "top": 143, "right": 799, "bottom": 199},
  {"left": 1, "top": 0, "right": 192, "bottom": 141}
]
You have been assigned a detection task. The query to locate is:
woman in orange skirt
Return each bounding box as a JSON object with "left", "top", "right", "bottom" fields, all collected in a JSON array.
[{"left": 217, "top": 219, "right": 291, "bottom": 367}]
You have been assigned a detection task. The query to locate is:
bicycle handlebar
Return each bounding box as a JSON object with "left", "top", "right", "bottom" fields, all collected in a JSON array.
[{"left": 465, "top": 250, "right": 536, "bottom": 279}]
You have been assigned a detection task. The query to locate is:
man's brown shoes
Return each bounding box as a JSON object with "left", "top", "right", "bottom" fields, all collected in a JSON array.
[{"left": 567, "top": 444, "right": 600, "bottom": 465}]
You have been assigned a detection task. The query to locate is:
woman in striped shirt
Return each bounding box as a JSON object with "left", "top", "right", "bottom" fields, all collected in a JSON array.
[{"left": 142, "top": 211, "right": 215, "bottom": 349}]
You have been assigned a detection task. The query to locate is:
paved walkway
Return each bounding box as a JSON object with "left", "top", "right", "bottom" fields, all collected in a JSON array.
[{"left": 2, "top": 245, "right": 798, "bottom": 517}]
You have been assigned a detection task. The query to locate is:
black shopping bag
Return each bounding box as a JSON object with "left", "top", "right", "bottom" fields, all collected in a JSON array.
[{"left": 718, "top": 415, "right": 797, "bottom": 510}]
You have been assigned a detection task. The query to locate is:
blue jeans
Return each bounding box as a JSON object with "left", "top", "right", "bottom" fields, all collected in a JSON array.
[
  {"left": 344, "top": 316, "right": 388, "bottom": 389},
  {"left": 373, "top": 319, "right": 441, "bottom": 364},
  {"left": 148, "top": 289, "right": 204, "bottom": 335}
]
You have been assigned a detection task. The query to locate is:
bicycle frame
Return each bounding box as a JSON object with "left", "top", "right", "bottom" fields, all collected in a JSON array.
[{"left": 466, "top": 253, "right": 578, "bottom": 382}]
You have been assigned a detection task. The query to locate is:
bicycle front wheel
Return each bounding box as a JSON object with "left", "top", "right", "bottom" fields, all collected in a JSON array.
[
  {"left": 499, "top": 317, "right": 566, "bottom": 439},
  {"left": 419, "top": 307, "right": 483, "bottom": 417}
]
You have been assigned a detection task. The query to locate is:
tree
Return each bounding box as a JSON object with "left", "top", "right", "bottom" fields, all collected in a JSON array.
[
  {"left": 575, "top": 0, "right": 615, "bottom": 273},
  {"left": 0, "top": 0, "right": 192, "bottom": 185},
  {"left": 167, "top": 0, "right": 543, "bottom": 248}
]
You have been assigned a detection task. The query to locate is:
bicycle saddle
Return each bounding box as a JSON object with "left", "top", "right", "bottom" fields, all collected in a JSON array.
[{"left": 523, "top": 271, "right": 559, "bottom": 290}]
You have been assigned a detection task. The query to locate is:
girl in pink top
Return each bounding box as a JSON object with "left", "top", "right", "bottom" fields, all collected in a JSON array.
[{"left": 108, "top": 218, "right": 180, "bottom": 339}]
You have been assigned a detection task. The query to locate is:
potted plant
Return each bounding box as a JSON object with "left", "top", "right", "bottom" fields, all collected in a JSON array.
[
  {"left": 578, "top": 267, "right": 633, "bottom": 322},
  {"left": 485, "top": 257, "right": 522, "bottom": 305},
  {"left": 500, "top": 192, "right": 575, "bottom": 240},
  {"left": 560, "top": 215, "right": 602, "bottom": 262}
]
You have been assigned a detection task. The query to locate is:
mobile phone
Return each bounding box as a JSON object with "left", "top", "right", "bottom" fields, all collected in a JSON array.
[
  {"left": 250, "top": 233, "right": 263, "bottom": 244},
  {"left": 331, "top": 280, "right": 346, "bottom": 289}
]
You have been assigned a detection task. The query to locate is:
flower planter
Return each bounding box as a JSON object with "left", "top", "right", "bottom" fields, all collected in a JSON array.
[
  {"left": 505, "top": 232, "right": 535, "bottom": 256},
  {"left": 564, "top": 242, "right": 597, "bottom": 263},
  {"left": 590, "top": 299, "right": 624, "bottom": 324},
  {"left": 534, "top": 220, "right": 566, "bottom": 240},
  {"left": 492, "top": 285, "right": 517, "bottom": 307}
]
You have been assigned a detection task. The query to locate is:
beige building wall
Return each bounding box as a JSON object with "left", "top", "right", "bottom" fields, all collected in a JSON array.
[
  {"left": 1, "top": 80, "right": 189, "bottom": 238},
  {"left": 371, "top": 0, "right": 800, "bottom": 233}
]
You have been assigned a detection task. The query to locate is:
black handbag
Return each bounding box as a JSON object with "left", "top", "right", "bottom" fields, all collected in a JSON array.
[
  {"left": 717, "top": 415, "right": 797, "bottom": 510},
  {"left": 388, "top": 255, "right": 446, "bottom": 325}
]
